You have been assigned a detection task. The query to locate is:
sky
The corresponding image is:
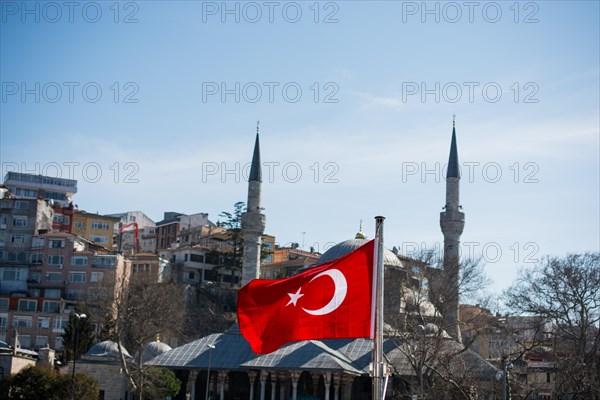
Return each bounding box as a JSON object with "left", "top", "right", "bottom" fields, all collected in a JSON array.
[{"left": 1, "top": 1, "right": 598, "bottom": 299}]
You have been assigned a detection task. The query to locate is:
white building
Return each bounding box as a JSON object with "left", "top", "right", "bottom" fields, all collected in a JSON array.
[{"left": 109, "top": 211, "right": 157, "bottom": 254}]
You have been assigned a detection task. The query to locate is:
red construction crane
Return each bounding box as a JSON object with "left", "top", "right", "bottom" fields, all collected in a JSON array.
[{"left": 119, "top": 222, "right": 139, "bottom": 253}]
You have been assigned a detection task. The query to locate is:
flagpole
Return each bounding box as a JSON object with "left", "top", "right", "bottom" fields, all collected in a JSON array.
[{"left": 373, "top": 216, "right": 385, "bottom": 400}]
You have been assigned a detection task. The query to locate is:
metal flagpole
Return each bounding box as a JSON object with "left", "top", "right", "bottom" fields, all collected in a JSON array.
[{"left": 372, "top": 216, "right": 385, "bottom": 400}]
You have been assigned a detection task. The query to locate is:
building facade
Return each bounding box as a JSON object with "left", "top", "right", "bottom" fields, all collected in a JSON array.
[
  {"left": 71, "top": 210, "right": 120, "bottom": 250},
  {"left": 156, "top": 212, "right": 216, "bottom": 250},
  {"left": 0, "top": 230, "right": 126, "bottom": 351},
  {"left": 3, "top": 172, "right": 77, "bottom": 207},
  {"left": 110, "top": 211, "right": 158, "bottom": 254}
]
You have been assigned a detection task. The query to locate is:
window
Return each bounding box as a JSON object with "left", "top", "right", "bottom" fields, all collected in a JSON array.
[
  {"left": 1, "top": 267, "right": 26, "bottom": 281},
  {"left": 0, "top": 298, "right": 8, "bottom": 311},
  {"left": 31, "top": 237, "right": 44, "bottom": 248},
  {"left": 190, "top": 253, "right": 204, "bottom": 263},
  {"left": 13, "top": 315, "right": 33, "bottom": 328},
  {"left": 19, "top": 335, "right": 31, "bottom": 348},
  {"left": 14, "top": 188, "right": 36, "bottom": 197},
  {"left": 18, "top": 299, "right": 37, "bottom": 312},
  {"left": 7, "top": 252, "right": 27, "bottom": 263},
  {"left": 91, "top": 271, "right": 104, "bottom": 282},
  {"left": 54, "top": 336, "right": 64, "bottom": 350},
  {"left": 42, "top": 301, "right": 60, "bottom": 313},
  {"left": 38, "top": 317, "right": 51, "bottom": 329},
  {"left": 35, "top": 336, "right": 49, "bottom": 348},
  {"left": 45, "top": 289, "right": 61, "bottom": 298},
  {"left": 75, "top": 220, "right": 85, "bottom": 230},
  {"left": 12, "top": 216, "right": 27, "bottom": 227},
  {"left": 53, "top": 214, "right": 63, "bottom": 223},
  {"left": 48, "top": 255, "right": 64, "bottom": 265},
  {"left": 31, "top": 253, "right": 43, "bottom": 264},
  {"left": 71, "top": 256, "right": 88, "bottom": 265},
  {"left": 184, "top": 253, "right": 188, "bottom": 262},
  {"left": 90, "top": 235, "right": 108, "bottom": 244},
  {"left": 29, "top": 271, "right": 41, "bottom": 282},
  {"left": 69, "top": 272, "right": 86, "bottom": 283},
  {"left": 11, "top": 234, "right": 26, "bottom": 244},
  {"left": 129, "top": 215, "right": 136, "bottom": 222},
  {"left": 53, "top": 317, "right": 67, "bottom": 331},
  {"left": 91, "top": 221, "right": 110, "bottom": 230},
  {"left": 49, "top": 239, "right": 65, "bottom": 248},
  {"left": 0, "top": 313, "right": 7, "bottom": 329},
  {"left": 92, "top": 255, "right": 116, "bottom": 267},
  {"left": 188, "top": 271, "right": 195, "bottom": 280},
  {"left": 45, "top": 272, "right": 63, "bottom": 282},
  {"left": 66, "top": 290, "right": 82, "bottom": 300}
]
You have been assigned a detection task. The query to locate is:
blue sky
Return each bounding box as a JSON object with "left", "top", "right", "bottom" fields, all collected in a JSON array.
[{"left": 1, "top": 1, "right": 598, "bottom": 299}]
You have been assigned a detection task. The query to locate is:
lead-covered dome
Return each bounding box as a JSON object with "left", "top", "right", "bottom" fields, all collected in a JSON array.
[
  {"left": 85, "top": 340, "right": 131, "bottom": 358},
  {"left": 139, "top": 339, "right": 172, "bottom": 363},
  {"left": 318, "top": 238, "right": 402, "bottom": 267}
]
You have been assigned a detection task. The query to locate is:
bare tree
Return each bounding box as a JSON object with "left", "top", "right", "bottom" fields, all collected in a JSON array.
[
  {"left": 504, "top": 252, "right": 600, "bottom": 400},
  {"left": 88, "top": 269, "right": 187, "bottom": 400},
  {"left": 386, "top": 249, "right": 497, "bottom": 399}
]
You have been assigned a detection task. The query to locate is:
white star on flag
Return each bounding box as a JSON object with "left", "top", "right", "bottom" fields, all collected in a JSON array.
[{"left": 286, "top": 287, "right": 304, "bottom": 307}]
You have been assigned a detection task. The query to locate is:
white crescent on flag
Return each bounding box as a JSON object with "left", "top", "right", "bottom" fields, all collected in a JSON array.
[{"left": 302, "top": 269, "right": 348, "bottom": 316}]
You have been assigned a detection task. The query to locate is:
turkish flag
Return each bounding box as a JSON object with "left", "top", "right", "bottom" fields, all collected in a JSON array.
[{"left": 238, "top": 240, "right": 375, "bottom": 354}]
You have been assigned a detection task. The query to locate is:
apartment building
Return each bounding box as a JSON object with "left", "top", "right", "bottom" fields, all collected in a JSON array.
[
  {"left": 109, "top": 211, "right": 157, "bottom": 254},
  {"left": 0, "top": 196, "right": 54, "bottom": 275},
  {"left": 0, "top": 232, "right": 125, "bottom": 351},
  {"left": 3, "top": 172, "right": 77, "bottom": 207},
  {"left": 71, "top": 210, "right": 120, "bottom": 250},
  {"left": 155, "top": 212, "right": 216, "bottom": 250}
]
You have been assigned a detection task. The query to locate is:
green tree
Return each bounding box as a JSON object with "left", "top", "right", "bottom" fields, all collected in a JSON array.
[
  {"left": 142, "top": 367, "right": 181, "bottom": 399},
  {"left": 215, "top": 201, "right": 272, "bottom": 285},
  {"left": 62, "top": 310, "right": 95, "bottom": 363},
  {"left": 1, "top": 366, "right": 60, "bottom": 400},
  {"left": 0, "top": 366, "right": 99, "bottom": 400},
  {"left": 217, "top": 201, "right": 245, "bottom": 270},
  {"left": 60, "top": 374, "right": 101, "bottom": 400}
]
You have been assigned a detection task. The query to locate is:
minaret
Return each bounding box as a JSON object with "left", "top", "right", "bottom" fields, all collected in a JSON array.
[
  {"left": 440, "top": 116, "right": 465, "bottom": 342},
  {"left": 241, "top": 123, "right": 266, "bottom": 286}
]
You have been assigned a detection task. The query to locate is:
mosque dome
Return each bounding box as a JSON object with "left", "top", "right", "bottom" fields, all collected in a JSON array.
[
  {"left": 317, "top": 227, "right": 403, "bottom": 268},
  {"left": 85, "top": 340, "right": 131, "bottom": 358},
  {"left": 138, "top": 337, "right": 172, "bottom": 363}
]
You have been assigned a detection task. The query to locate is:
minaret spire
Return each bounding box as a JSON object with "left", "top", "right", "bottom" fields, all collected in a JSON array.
[
  {"left": 440, "top": 117, "right": 465, "bottom": 342},
  {"left": 447, "top": 116, "right": 460, "bottom": 179},
  {"left": 249, "top": 122, "right": 262, "bottom": 183},
  {"left": 241, "top": 124, "right": 266, "bottom": 286}
]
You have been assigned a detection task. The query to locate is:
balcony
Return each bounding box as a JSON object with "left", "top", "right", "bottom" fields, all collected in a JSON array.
[{"left": 29, "top": 280, "right": 67, "bottom": 288}]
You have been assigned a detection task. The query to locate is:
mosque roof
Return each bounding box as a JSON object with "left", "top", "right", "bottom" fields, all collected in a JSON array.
[
  {"left": 147, "top": 324, "right": 499, "bottom": 380},
  {"left": 138, "top": 339, "right": 173, "bottom": 363},
  {"left": 85, "top": 340, "right": 131, "bottom": 358},
  {"left": 318, "top": 238, "right": 402, "bottom": 268}
]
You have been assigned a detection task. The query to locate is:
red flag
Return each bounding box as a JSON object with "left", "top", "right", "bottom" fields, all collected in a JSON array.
[{"left": 238, "top": 240, "right": 375, "bottom": 354}]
